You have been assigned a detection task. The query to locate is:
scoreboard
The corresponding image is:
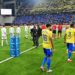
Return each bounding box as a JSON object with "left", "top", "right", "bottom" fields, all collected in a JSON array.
[{"left": 1, "top": 9, "right": 12, "bottom": 15}]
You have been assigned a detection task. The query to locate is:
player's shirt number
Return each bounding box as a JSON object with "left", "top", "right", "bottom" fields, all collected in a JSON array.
[
  {"left": 68, "top": 32, "right": 71, "bottom": 39},
  {"left": 42, "top": 35, "right": 47, "bottom": 41}
]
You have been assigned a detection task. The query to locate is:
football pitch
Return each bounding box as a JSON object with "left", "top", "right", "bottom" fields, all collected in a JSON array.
[{"left": 0, "top": 26, "right": 75, "bottom": 75}]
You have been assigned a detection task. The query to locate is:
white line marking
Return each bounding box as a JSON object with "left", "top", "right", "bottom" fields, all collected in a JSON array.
[
  {"left": 20, "top": 46, "right": 36, "bottom": 54},
  {"left": 0, "top": 57, "right": 13, "bottom": 64},
  {"left": 0, "top": 44, "right": 42, "bottom": 64}
]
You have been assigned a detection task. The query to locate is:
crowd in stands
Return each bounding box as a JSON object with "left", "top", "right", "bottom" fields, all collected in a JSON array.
[
  {"left": 16, "top": 0, "right": 75, "bottom": 16},
  {"left": 17, "top": 5, "right": 32, "bottom": 16},
  {"left": 16, "top": 0, "right": 34, "bottom": 15},
  {"left": 14, "top": 14, "right": 74, "bottom": 24},
  {"left": 14, "top": 0, "right": 75, "bottom": 24}
]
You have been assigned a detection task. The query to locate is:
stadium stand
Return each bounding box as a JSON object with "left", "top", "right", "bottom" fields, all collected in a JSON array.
[
  {"left": 13, "top": 0, "right": 75, "bottom": 24},
  {"left": 14, "top": 14, "right": 73, "bottom": 24}
]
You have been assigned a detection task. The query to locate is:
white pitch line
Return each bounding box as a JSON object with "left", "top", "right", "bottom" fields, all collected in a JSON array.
[
  {"left": 20, "top": 46, "right": 36, "bottom": 54},
  {"left": 0, "top": 44, "right": 42, "bottom": 64},
  {"left": 0, "top": 57, "right": 13, "bottom": 64}
]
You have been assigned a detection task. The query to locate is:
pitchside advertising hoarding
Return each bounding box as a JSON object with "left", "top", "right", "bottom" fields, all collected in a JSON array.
[{"left": 1, "top": 9, "right": 12, "bottom": 15}]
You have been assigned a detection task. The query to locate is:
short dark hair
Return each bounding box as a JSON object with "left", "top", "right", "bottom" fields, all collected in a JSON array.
[
  {"left": 46, "top": 24, "right": 51, "bottom": 28},
  {"left": 70, "top": 23, "right": 74, "bottom": 28}
]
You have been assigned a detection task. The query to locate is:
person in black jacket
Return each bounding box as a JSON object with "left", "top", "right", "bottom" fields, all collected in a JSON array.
[
  {"left": 31, "top": 26, "right": 38, "bottom": 47},
  {"left": 37, "top": 25, "right": 42, "bottom": 45},
  {"left": 37, "top": 25, "right": 42, "bottom": 38}
]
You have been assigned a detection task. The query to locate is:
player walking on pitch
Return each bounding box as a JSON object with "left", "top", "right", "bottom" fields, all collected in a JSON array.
[
  {"left": 16, "top": 25, "right": 21, "bottom": 37},
  {"left": 58, "top": 24, "right": 62, "bottom": 38},
  {"left": 9, "top": 25, "right": 15, "bottom": 38},
  {"left": 52, "top": 24, "right": 57, "bottom": 39},
  {"left": 40, "top": 24, "right": 54, "bottom": 72},
  {"left": 64, "top": 23, "right": 75, "bottom": 62},
  {"left": 1, "top": 25, "right": 8, "bottom": 47},
  {"left": 25, "top": 25, "right": 29, "bottom": 39}
]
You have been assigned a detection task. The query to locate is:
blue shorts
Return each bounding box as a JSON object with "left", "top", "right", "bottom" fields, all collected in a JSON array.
[
  {"left": 67, "top": 43, "right": 74, "bottom": 52},
  {"left": 43, "top": 48, "right": 53, "bottom": 57}
]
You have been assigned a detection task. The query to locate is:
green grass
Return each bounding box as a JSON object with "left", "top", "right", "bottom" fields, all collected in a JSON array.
[{"left": 0, "top": 26, "right": 75, "bottom": 75}]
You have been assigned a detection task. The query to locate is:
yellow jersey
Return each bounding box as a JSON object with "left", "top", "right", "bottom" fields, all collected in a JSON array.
[
  {"left": 42, "top": 29, "right": 52, "bottom": 49},
  {"left": 66, "top": 28, "right": 75, "bottom": 43}
]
